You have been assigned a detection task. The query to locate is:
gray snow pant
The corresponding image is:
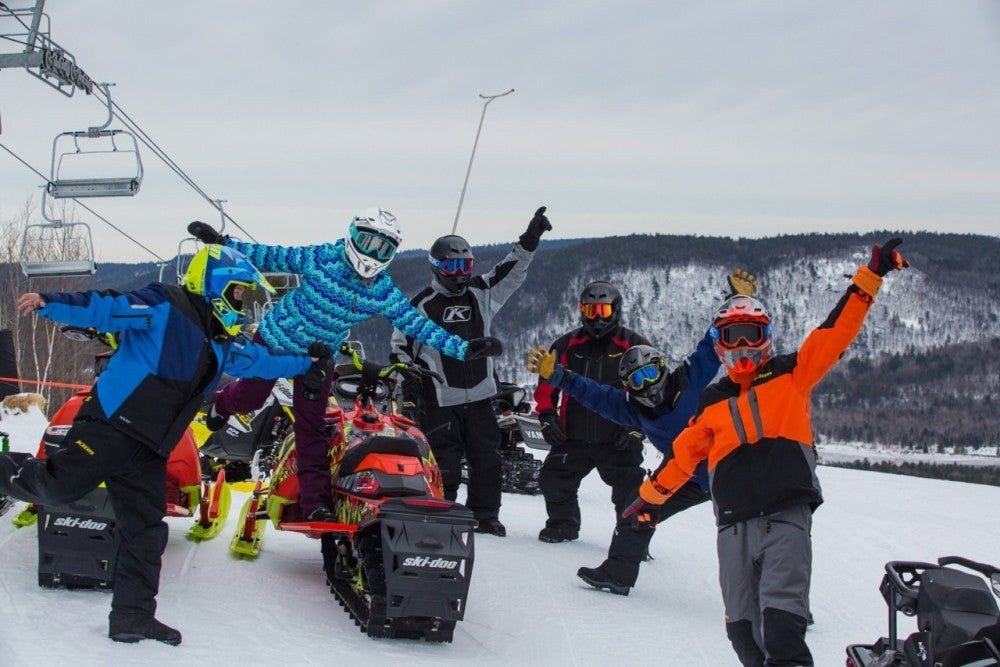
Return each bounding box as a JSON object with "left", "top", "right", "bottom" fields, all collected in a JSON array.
[{"left": 718, "top": 504, "right": 814, "bottom": 667}]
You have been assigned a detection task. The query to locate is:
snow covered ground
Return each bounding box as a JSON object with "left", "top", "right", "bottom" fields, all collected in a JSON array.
[{"left": 1, "top": 406, "right": 999, "bottom": 666}]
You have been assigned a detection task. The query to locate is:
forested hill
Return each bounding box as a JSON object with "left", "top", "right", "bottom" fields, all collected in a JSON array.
[{"left": 7, "top": 231, "right": 999, "bottom": 450}]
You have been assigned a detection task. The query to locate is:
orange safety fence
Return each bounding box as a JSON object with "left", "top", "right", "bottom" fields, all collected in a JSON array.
[{"left": 0, "top": 376, "right": 91, "bottom": 391}]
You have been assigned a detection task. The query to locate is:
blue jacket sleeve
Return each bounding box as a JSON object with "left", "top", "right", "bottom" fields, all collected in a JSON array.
[
  {"left": 38, "top": 288, "right": 167, "bottom": 332},
  {"left": 222, "top": 340, "right": 312, "bottom": 380},
  {"left": 227, "top": 239, "right": 317, "bottom": 274},
  {"left": 382, "top": 283, "right": 469, "bottom": 360},
  {"left": 550, "top": 366, "right": 642, "bottom": 429},
  {"left": 686, "top": 328, "right": 722, "bottom": 392}
]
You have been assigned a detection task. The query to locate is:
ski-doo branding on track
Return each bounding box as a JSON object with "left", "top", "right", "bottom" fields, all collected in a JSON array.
[
  {"left": 52, "top": 516, "right": 109, "bottom": 531},
  {"left": 401, "top": 556, "right": 460, "bottom": 569}
]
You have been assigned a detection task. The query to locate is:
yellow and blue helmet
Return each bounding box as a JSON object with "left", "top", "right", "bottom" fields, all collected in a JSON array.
[{"left": 183, "top": 245, "right": 275, "bottom": 336}]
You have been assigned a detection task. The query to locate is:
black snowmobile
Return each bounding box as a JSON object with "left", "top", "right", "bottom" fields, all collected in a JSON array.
[{"left": 846, "top": 556, "right": 1000, "bottom": 667}]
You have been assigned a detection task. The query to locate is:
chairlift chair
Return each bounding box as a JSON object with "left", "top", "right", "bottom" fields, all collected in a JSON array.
[
  {"left": 19, "top": 192, "right": 96, "bottom": 278},
  {"left": 46, "top": 82, "right": 143, "bottom": 199}
]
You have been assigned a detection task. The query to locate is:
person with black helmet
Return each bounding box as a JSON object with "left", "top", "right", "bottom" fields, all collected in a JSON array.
[
  {"left": 532, "top": 280, "right": 653, "bottom": 544},
  {"left": 389, "top": 206, "right": 552, "bottom": 537},
  {"left": 0, "top": 245, "right": 322, "bottom": 646},
  {"left": 186, "top": 210, "right": 502, "bottom": 524},
  {"left": 526, "top": 269, "right": 757, "bottom": 594},
  {"left": 620, "top": 239, "right": 909, "bottom": 666}
]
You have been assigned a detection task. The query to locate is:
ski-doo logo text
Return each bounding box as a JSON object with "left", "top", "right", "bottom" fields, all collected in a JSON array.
[
  {"left": 402, "top": 556, "right": 459, "bottom": 569},
  {"left": 442, "top": 306, "right": 471, "bottom": 323},
  {"left": 53, "top": 517, "right": 108, "bottom": 531}
]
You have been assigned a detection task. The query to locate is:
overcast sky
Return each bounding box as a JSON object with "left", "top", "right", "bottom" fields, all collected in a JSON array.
[{"left": 1, "top": 1, "right": 998, "bottom": 263}]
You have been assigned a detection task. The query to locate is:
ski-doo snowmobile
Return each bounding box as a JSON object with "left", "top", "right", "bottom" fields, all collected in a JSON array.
[{"left": 230, "top": 343, "right": 476, "bottom": 642}]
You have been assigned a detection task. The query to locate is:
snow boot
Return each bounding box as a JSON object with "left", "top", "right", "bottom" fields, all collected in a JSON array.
[
  {"left": 109, "top": 618, "right": 182, "bottom": 646},
  {"left": 538, "top": 524, "right": 578, "bottom": 543},
  {"left": 307, "top": 506, "right": 336, "bottom": 522},
  {"left": 203, "top": 405, "right": 228, "bottom": 432},
  {"left": 474, "top": 517, "right": 506, "bottom": 537},
  {"left": 577, "top": 565, "right": 631, "bottom": 596}
]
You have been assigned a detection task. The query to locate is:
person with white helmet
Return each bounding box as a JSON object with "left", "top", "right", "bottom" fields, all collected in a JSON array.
[
  {"left": 1, "top": 244, "right": 321, "bottom": 646},
  {"left": 621, "top": 238, "right": 910, "bottom": 667},
  {"left": 187, "top": 211, "right": 502, "bottom": 523}
]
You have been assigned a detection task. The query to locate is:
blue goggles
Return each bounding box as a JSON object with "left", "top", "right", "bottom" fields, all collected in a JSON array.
[
  {"left": 350, "top": 226, "right": 398, "bottom": 261},
  {"left": 625, "top": 363, "right": 662, "bottom": 391},
  {"left": 428, "top": 255, "right": 473, "bottom": 276}
]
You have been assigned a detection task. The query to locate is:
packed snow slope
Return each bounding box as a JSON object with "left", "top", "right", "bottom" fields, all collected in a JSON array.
[{"left": 1, "top": 407, "right": 998, "bottom": 666}]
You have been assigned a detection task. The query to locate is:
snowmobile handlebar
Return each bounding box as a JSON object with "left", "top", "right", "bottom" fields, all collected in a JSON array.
[
  {"left": 60, "top": 325, "right": 119, "bottom": 350},
  {"left": 337, "top": 342, "right": 442, "bottom": 383}
]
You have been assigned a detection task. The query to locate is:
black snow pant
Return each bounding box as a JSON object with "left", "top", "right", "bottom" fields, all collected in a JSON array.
[
  {"left": 718, "top": 504, "right": 814, "bottom": 667},
  {"left": 0, "top": 417, "right": 169, "bottom": 631},
  {"left": 600, "top": 480, "right": 710, "bottom": 586},
  {"left": 539, "top": 437, "right": 644, "bottom": 534},
  {"left": 422, "top": 399, "right": 502, "bottom": 520}
]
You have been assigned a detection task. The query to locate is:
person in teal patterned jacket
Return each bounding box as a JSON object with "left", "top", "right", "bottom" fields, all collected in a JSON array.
[{"left": 187, "top": 209, "right": 502, "bottom": 521}]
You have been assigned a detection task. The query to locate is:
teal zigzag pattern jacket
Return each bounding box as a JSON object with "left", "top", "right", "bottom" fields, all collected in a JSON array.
[{"left": 227, "top": 238, "right": 469, "bottom": 359}]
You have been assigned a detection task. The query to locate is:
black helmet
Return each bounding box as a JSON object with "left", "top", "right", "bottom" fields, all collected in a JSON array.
[
  {"left": 429, "top": 235, "right": 475, "bottom": 294},
  {"left": 579, "top": 281, "right": 622, "bottom": 339},
  {"left": 618, "top": 344, "right": 669, "bottom": 408}
]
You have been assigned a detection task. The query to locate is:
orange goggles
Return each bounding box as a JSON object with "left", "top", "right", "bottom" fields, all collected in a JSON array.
[{"left": 580, "top": 303, "right": 613, "bottom": 319}]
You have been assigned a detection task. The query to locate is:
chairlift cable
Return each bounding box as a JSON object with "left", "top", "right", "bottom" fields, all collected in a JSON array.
[
  {"left": 91, "top": 88, "right": 259, "bottom": 242},
  {"left": 0, "top": 141, "right": 168, "bottom": 263}
]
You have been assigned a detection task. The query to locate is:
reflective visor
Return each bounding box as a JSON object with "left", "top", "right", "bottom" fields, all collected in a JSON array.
[
  {"left": 716, "top": 322, "right": 769, "bottom": 349},
  {"left": 429, "top": 256, "right": 473, "bottom": 276},
  {"left": 625, "top": 363, "right": 661, "bottom": 391},
  {"left": 580, "top": 302, "right": 613, "bottom": 320},
  {"left": 351, "top": 228, "right": 398, "bottom": 261}
]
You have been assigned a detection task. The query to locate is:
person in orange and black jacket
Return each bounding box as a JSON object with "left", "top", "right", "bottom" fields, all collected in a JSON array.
[
  {"left": 622, "top": 238, "right": 910, "bottom": 667},
  {"left": 533, "top": 281, "right": 651, "bottom": 544}
]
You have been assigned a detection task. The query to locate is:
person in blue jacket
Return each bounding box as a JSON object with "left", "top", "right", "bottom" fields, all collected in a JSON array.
[
  {"left": 0, "top": 245, "right": 326, "bottom": 646},
  {"left": 187, "top": 209, "right": 501, "bottom": 522},
  {"left": 525, "top": 269, "right": 757, "bottom": 595}
]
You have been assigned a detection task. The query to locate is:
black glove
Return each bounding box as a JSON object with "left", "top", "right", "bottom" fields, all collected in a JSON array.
[
  {"left": 307, "top": 341, "right": 332, "bottom": 360},
  {"left": 867, "top": 237, "right": 909, "bottom": 277},
  {"left": 187, "top": 220, "right": 228, "bottom": 245},
  {"left": 301, "top": 359, "right": 331, "bottom": 401},
  {"left": 613, "top": 429, "right": 645, "bottom": 451},
  {"left": 537, "top": 410, "right": 566, "bottom": 446},
  {"left": 466, "top": 336, "right": 503, "bottom": 360},
  {"left": 399, "top": 375, "right": 426, "bottom": 424},
  {"left": 518, "top": 206, "right": 551, "bottom": 251},
  {"left": 621, "top": 493, "right": 660, "bottom": 532}
]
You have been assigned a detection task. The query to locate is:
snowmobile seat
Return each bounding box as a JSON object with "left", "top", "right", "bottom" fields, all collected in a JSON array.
[
  {"left": 918, "top": 567, "right": 1000, "bottom": 652},
  {"left": 336, "top": 436, "right": 423, "bottom": 478}
]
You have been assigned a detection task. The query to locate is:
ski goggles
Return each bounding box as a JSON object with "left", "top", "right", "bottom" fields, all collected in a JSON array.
[
  {"left": 428, "top": 255, "right": 473, "bottom": 276},
  {"left": 350, "top": 227, "right": 398, "bottom": 261},
  {"left": 711, "top": 322, "right": 771, "bottom": 349},
  {"left": 580, "top": 302, "right": 614, "bottom": 320},
  {"left": 625, "top": 362, "right": 662, "bottom": 391}
]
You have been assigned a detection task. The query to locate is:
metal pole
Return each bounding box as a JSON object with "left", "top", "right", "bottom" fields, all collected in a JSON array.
[{"left": 452, "top": 88, "right": 514, "bottom": 234}]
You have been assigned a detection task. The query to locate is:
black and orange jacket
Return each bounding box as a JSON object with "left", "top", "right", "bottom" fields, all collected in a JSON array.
[{"left": 638, "top": 266, "right": 884, "bottom": 525}]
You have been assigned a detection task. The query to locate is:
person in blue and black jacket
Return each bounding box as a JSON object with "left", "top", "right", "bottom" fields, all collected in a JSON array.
[
  {"left": 188, "top": 210, "right": 502, "bottom": 524},
  {"left": 525, "top": 269, "right": 757, "bottom": 596},
  {"left": 0, "top": 245, "right": 323, "bottom": 646}
]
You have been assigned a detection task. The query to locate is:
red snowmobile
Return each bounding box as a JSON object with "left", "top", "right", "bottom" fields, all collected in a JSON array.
[
  {"left": 10, "top": 326, "right": 229, "bottom": 540},
  {"left": 230, "top": 343, "right": 476, "bottom": 643}
]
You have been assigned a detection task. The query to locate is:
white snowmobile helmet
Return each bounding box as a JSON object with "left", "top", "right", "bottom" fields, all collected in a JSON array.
[{"left": 344, "top": 207, "right": 401, "bottom": 279}]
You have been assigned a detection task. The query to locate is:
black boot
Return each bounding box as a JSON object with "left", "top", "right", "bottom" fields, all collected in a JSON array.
[
  {"left": 538, "top": 523, "right": 579, "bottom": 543},
  {"left": 109, "top": 617, "right": 182, "bottom": 646},
  {"left": 203, "top": 405, "right": 228, "bottom": 432},
  {"left": 577, "top": 564, "right": 631, "bottom": 596},
  {"left": 307, "top": 506, "right": 336, "bottom": 522},
  {"left": 474, "top": 517, "right": 506, "bottom": 537}
]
